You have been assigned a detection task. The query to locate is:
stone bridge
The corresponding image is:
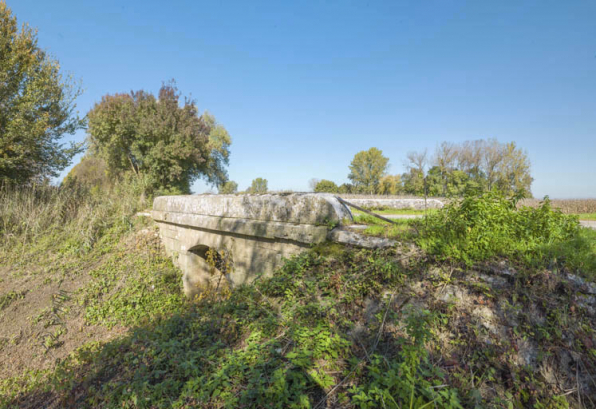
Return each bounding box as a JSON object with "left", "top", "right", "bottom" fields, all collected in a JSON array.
[{"left": 152, "top": 194, "right": 357, "bottom": 298}]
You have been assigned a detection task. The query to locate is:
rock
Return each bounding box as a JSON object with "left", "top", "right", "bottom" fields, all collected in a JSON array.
[
  {"left": 565, "top": 273, "right": 596, "bottom": 295},
  {"left": 437, "top": 285, "right": 468, "bottom": 304},
  {"left": 327, "top": 228, "right": 397, "bottom": 249}
]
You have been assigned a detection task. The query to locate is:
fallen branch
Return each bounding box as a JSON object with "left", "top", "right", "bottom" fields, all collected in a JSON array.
[{"left": 336, "top": 197, "right": 400, "bottom": 225}]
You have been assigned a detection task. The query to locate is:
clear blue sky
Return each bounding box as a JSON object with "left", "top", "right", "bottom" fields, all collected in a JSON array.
[{"left": 11, "top": 0, "right": 596, "bottom": 198}]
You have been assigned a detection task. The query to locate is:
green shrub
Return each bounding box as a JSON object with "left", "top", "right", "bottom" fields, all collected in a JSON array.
[
  {"left": 417, "top": 191, "right": 581, "bottom": 266},
  {"left": 349, "top": 309, "right": 462, "bottom": 409}
]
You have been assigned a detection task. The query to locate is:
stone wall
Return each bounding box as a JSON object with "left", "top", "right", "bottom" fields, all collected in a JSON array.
[{"left": 341, "top": 198, "right": 444, "bottom": 210}]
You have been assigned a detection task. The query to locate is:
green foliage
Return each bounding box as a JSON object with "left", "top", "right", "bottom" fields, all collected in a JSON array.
[
  {"left": 349, "top": 309, "right": 462, "bottom": 409},
  {"left": 353, "top": 214, "right": 415, "bottom": 239},
  {"left": 402, "top": 139, "right": 533, "bottom": 197},
  {"left": 218, "top": 180, "right": 238, "bottom": 194},
  {"left": 249, "top": 177, "right": 268, "bottom": 194},
  {"left": 418, "top": 191, "right": 582, "bottom": 266},
  {"left": 338, "top": 183, "right": 354, "bottom": 194},
  {"left": 314, "top": 179, "right": 338, "bottom": 193},
  {"left": 0, "top": 2, "right": 85, "bottom": 184},
  {"left": 87, "top": 81, "right": 231, "bottom": 194},
  {"left": 82, "top": 242, "right": 185, "bottom": 329},
  {"left": 2, "top": 213, "right": 593, "bottom": 407},
  {"left": 425, "top": 167, "right": 469, "bottom": 197},
  {"left": 62, "top": 156, "right": 111, "bottom": 192},
  {"left": 2, "top": 185, "right": 593, "bottom": 407},
  {"left": 401, "top": 168, "right": 425, "bottom": 196},
  {"left": 348, "top": 148, "right": 389, "bottom": 194},
  {"left": 378, "top": 174, "right": 402, "bottom": 195}
]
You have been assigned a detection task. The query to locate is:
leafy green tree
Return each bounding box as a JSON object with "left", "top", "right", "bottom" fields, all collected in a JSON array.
[
  {"left": 314, "top": 179, "right": 338, "bottom": 193},
  {"left": 86, "top": 81, "right": 231, "bottom": 194},
  {"left": 0, "top": 2, "right": 85, "bottom": 184},
  {"left": 378, "top": 175, "right": 402, "bottom": 195},
  {"left": 249, "top": 178, "right": 268, "bottom": 194},
  {"left": 495, "top": 142, "right": 533, "bottom": 196},
  {"left": 219, "top": 181, "right": 238, "bottom": 194},
  {"left": 63, "top": 156, "right": 110, "bottom": 192},
  {"left": 347, "top": 148, "right": 389, "bottom": 194},
  {"left": 402, "top": 168, "right": 425, "bottom": 195},
  {"left": 403, "top": 139, "right": 532, "bottom": 197},
  {"left": 337, "top": 183, "right": 353, "bottom": 194}
]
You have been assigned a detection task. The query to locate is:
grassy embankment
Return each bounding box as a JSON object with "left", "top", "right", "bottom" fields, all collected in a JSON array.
[{"left": 1, "top": 186, "right": 595, "bottom": 408}]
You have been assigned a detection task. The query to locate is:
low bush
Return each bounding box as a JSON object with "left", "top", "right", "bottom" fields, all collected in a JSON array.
[{"left": 417, "top": 191, "right": 581, "bottom": 266}]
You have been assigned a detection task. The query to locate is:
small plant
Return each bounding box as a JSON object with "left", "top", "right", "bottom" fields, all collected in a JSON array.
[
  {"left": 349, "top": 309, "right": 463, "bottom": 409},
  {"left": 0, "top": 290, "right": 27, "bottom": 310}
]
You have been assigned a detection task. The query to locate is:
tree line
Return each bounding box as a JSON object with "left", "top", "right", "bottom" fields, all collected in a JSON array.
[{"left": 313, "top": 140, "right": 533, "bottom": 197}]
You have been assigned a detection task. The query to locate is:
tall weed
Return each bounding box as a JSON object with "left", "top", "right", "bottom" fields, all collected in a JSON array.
[
  {"left": 417, "top": 191, "right": 582, "bottom": 266},
  {"left": 0, "top": 176, "right": 149, "bottom": 254}
]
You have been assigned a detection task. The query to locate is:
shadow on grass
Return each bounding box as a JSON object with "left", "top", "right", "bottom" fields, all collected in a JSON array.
[{"left": 6, "top": 288, "right": 328, "bottom": 409}]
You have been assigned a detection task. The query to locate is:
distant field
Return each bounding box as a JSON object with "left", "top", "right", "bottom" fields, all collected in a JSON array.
[{"left": 521, "top": 198, "right": 596, "bottom": 214}]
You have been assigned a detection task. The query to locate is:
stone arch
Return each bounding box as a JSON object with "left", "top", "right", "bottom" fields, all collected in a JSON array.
[{"left": 178, "top": 244, "right": 233, "bottom": 299}]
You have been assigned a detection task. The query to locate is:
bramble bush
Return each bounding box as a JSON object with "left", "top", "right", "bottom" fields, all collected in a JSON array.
[{"left": 417, "top": 191, "right": 581, "bottom": 266}]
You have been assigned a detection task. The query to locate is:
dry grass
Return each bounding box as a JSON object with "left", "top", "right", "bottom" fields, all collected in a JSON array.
[{"left": 0, "top": 179, "right": 147, "bottom": 251}]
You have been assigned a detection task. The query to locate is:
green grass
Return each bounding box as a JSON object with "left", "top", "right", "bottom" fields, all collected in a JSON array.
[
  {"left": 352, "top": 214, "right": 416, "bottom": 239},
  {"left": 577, "top": 212, "right": 596, "bottom": 220}
]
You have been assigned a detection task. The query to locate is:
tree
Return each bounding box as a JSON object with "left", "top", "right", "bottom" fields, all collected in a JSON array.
[
  {"left": 219, "top": 181, "right": 238, "bottom": 194},
  {"left": 378, "top": 175, "right": 402, "bottom": 195},
  {"left": 495, "top": 142, "right": 532, "bottom": 195},
  {"left": 347, "top": 148, "right": 389, "bottom": 194},
  {"left": 402, "top": 139, "right": 532, "bottom": 197},
  {"left": 308, "top": 178, "right": 320, "bottom": 192},
  {"left": 402, "top": 168, "right": 425, "bottom": 195},
  {"left": 249, "top": 178, "right": 268, "bottom": 194},
  {"left": 432, "top": 142, "right": 457, "bottom": 196},
  {"left": 404, "top": 150, "right": 428, "bottom": 196},
  {"left": 0, "top": 2, "right": 85, "bottom": 184},
  {"left": 86, "top": 81, "right": 231, "bottom": 194},
  {"left": 314, "top": 179, "right": 338, "bottom": 193},
  {"left": 338, "top": 183, "right": 353, "bottom": 194},
  {"left": 62, "top": 156, "right": 110, "bottom": 192}
]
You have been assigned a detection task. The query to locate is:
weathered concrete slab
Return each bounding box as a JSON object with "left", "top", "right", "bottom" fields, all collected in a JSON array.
[
  {"left": 152, "top": 194, "right": 353, "bottom": 297},
  {"left": 328, "top": 228, "right": 397, "bottom": 248}
]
